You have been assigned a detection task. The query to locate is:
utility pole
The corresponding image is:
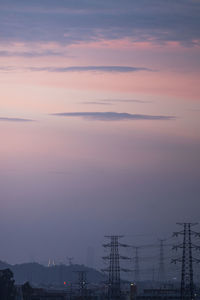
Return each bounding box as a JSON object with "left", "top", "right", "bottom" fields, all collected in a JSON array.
[
  {"left": 103, "top": 235, "right": 130, "bottom": 299},
  {"left": 172, "top": 222, "right": 200, "bottom": 300},
  {"left": 158, "top": 239, "right": 166, "bottom": 282}
]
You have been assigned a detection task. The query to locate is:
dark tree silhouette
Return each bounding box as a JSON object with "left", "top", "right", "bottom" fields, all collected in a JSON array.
[
  {"left": 22, "top": 282, "right": 33, "bottom": 300},
  {"left": 0, "top": 268, "right": 16, "bottom": 300}
]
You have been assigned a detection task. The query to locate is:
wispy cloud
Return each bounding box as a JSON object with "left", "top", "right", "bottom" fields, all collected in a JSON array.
[
  {"left": 30, "top": 66, "right": 153, "bottom": 73},
  {"left": 99, "top": 99, "right": 150, "bottom": 104},
  {"left": 81, "top": 99, "right": 150, "bottom": 106},
  {"left": 81, "top": 101, "right": 114, "bottom": 106},
  {"left": 51, "top": 112, "right": 175, "bottom": 121},
  {"left": 0, "top": 117, "right": 34, "bottom": 122},
  {"left": 0, "top": 66, "right": 15, "bottom": 72},
  {"left": 0, "top": 50, "right": 63, "bottom": 57},
  {"left": 0, "top": 65, "right": 153, "bottom": 73}
]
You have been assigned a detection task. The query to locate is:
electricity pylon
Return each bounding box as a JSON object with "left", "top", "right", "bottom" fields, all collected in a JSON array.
[
  {"left": 75, "top": 271, "right": 88, "bottom": 299},
  {"left": 158, "top": 239, "right": 167, "bottom": 282},
  {"left": 172, "top": 222, "right": 200, "bottom": 300},
  {"left": 131, "top": 246, "right": 140, "bottom": 282},
  {"left": 103, "top": 235, "right": 130, "bottom": 299}
]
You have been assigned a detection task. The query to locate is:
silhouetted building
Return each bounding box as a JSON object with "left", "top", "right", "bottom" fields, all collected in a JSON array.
[
  {"left": 136, "top": 288, "right": 180, "bottom": 299},
  {"left": 17, "top": 284, "right": 67, "bottom": 300}
]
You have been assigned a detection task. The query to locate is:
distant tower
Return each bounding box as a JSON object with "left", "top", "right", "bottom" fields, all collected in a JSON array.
[
  {"left": 67, "top": 257, "right": 74, "bottom": 266},
  {"left": 103, "top": 235, "right": 130, "bottom": 299},
  {"left": 134, "top": 247, "right": 140, "bottom": 282},
  {"left": 172, "top": 223, "right": 200, "bottom": 299},
  {"left": 48, "top": 259, "right": 51, "bottom": 267},
  {"left": 48, "top": 258, "right": 56, "bottom": 267},
  {"left": 158, "top": 239, "right": 166, "bottom": 282},
  {"left": 75, "top": 271, "right": 88, "bottom": 299}
]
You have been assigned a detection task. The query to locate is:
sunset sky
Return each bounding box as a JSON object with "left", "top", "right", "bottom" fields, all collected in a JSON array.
[{"left": 0, "top": 0, "right": 200, "bottom": 265}]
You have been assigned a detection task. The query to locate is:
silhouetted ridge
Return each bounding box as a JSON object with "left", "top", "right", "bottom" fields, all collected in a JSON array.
[{"left": 0, "top": 261, "right": 105, "bottom": 286}]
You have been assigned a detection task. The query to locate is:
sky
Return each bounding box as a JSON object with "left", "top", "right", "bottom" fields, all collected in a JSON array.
[{"left": 0, "top": 0, "right": 200, "bottom": 268}]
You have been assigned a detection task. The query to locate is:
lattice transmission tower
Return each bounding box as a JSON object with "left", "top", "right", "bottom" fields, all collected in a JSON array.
[
  {"left": 158, "top": 239, "right": 167, "bottom": 282},
  {"left": 75, "top": 271, "right": 88, "bottom": 299},
  {"left": 172, "top": 222, "right": 200, "bottom": 300},
  {"left": 103, "top": 235, "right": 130, "bottom": 299},
  {"left": 132, "top": 246, "right": 140, "bottom": 282}
]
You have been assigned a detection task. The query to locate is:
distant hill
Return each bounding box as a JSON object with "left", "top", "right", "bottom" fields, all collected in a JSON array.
[{"left": 0, "top": 261, "right": 106, "bottom": 286}]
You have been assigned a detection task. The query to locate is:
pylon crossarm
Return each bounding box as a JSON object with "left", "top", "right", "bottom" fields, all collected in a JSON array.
[
  {"left": 101, "top": 268, "right": 109, "bottom": 272},
  {"left": 103, "top": 243, "right": 111, "bottom": 247},
  {"left": 105, "top": 235, "right": 124, "bottom": 238},
  {"left": 176, "top": 222, "right": 198, "bottom": 226},
  {"left": 131, "top": 244, "right": 158, "bottom": 249},
  {"left": 119, "top": 243, "right": 131, "bottom": 248},
  {"left": 121, "top": 268, "right": 132, "bottom": 272},
  {"left": 102, "top": 256, "right": 110, "bottom": 260},
  {"left": 191, "top": 231, "right": 200, "bottom": 236},
  {"left": 119, "top": 255, "right": 131, "bottom": 260},
  {"left": 173, "top": 231, "right": 184, "bottom": 236},
  {"left": 172, "top": 244, "right": 183, "bottom": 250},
  {"left": 192, "top": 258, "right": 200, "bottom": 263},
  {"left": 171, "top": 258, "right": 182, "bottom": 264},
  {"left": 191, "top": 244, "right": 200, "bottom": 250}
]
